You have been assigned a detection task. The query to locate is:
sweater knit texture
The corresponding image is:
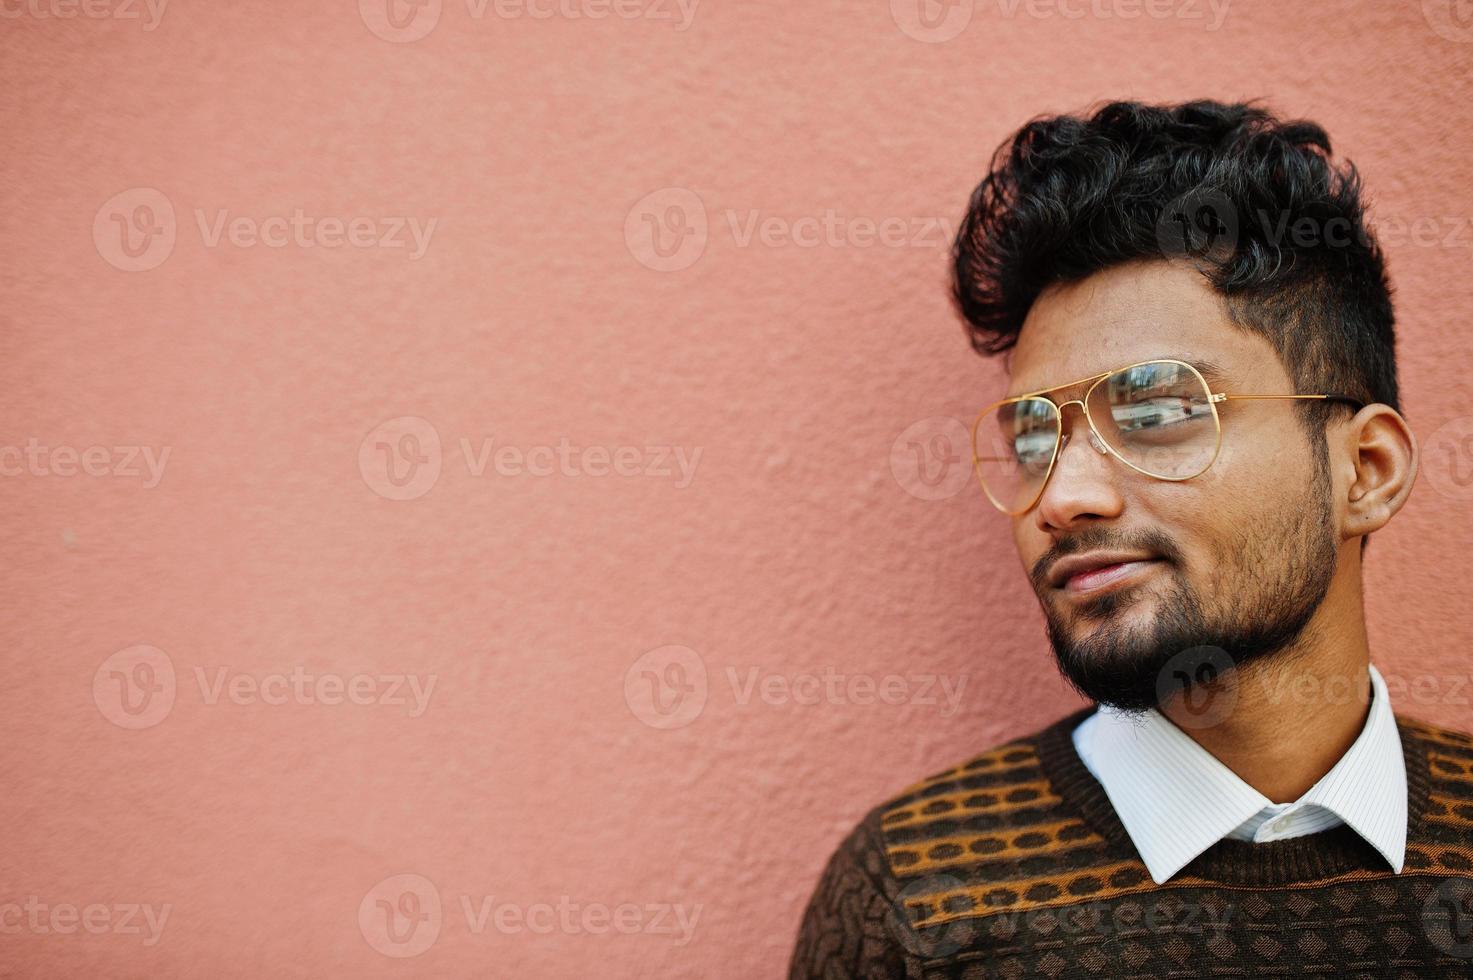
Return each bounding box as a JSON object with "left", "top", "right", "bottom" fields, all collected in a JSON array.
[{"left": 788, "top": 709, "right": 1473, "bottom": 979}]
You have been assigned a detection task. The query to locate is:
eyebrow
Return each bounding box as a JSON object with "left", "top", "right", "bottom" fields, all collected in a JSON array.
[{"left": 1189, "top": 358, "right": 1230, "bottom": 387}]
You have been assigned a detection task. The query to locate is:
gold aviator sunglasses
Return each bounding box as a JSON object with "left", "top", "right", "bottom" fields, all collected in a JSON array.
[{"left": 970, "top": 357, "right": 1366, "bottom": 515}]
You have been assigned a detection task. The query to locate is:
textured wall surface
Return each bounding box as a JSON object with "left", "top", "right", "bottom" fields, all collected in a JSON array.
[{"left": 3, "top": 1, "right": 1473, "bottom": 976}]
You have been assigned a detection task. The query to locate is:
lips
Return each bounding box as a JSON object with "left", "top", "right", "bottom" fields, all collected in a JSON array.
[
  {"left": 1061, "top": 559, "right": 1161, "bottom": 594},
  {"left": 1047, "top": 551, "right": 1163, "bottom": 592}
]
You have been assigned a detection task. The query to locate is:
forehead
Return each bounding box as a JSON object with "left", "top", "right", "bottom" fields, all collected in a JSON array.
[{"left": 1006, "top": 261, "right": 1281, "bottom": 396}]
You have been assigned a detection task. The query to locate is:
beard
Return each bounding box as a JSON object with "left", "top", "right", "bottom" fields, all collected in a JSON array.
[{"left": 1039, "top": 457, "right": 1339, "bottom": 713}]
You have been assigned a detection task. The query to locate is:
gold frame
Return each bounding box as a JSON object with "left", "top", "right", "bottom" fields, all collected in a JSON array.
[{"left": 969, "top": 357, "right": 1366, "bottom": 515}]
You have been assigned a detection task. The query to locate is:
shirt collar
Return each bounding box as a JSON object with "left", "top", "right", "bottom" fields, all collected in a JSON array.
[{"left": 1072, "top": 663, "right": 1406, "bottom": 884}]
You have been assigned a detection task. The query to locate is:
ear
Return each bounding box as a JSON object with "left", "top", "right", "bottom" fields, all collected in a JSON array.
[{"left": 1341, "top": 405, "right": 1418, "bottom": 542}]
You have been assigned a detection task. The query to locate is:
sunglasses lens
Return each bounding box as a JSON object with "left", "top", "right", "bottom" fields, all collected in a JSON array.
[
  {"left": 1088, "top": 361, "right": 1218, "bottom": 478},
  {"left": 972, "top": 397, "right": 1059, "bottom": 513}
]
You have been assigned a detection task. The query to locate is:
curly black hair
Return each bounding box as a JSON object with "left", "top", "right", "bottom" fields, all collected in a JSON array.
[
  {"left": 952, "top": 100, "right": 1404, "bottom": 555},
  {"left": 952, "top": 99, "right": 1400, "bottom": 435}
]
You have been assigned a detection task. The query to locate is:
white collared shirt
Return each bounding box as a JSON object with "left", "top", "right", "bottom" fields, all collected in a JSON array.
[{"left": 1072, "top": 663, "right": 1407, "bottom": 884}]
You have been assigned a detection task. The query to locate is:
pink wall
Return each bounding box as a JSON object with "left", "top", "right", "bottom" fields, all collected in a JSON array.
[{"left": 4, "top": 1, "right": 1473, "bottom": 976}]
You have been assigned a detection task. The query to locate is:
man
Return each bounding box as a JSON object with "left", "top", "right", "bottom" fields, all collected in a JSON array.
[{"left": 788, "top": 100, "right": 1473, "bottom": 978}]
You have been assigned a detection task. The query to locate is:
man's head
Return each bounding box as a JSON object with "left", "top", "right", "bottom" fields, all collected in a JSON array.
[{"left": 952, "top": 100, "right": 1418, "bottom": 711}]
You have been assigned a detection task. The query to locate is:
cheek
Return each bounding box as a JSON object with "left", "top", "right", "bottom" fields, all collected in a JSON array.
[
  {"left": 1012, "top": 523, "right": 1038, "bottom": 575},
  {"left": 1131, "top": 466, "right": 1243, "bottom": 564},
  {"left": 1217, "top": 419, "right": 1320, "bottom": 492},
  {"left": 1139, "top": 440, "right": 1310, "bottom": 557}
]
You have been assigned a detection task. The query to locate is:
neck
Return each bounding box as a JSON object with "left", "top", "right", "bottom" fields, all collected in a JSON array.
[{"left": 1159, "top": 565, "right": 1373, "bottom": 803}]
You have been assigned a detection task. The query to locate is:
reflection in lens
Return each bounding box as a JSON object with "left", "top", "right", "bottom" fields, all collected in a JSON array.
[
  {"left": 1092, "top": 361, "right": 1217, "bottom": 479},
  {"left": 972, "top": 397, "right": 1058, "bottom": 513}
]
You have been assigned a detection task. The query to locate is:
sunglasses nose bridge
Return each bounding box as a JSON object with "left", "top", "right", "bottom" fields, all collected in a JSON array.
[{"left": 1054, "top": 399, "right": 1109, "bottom": 456}]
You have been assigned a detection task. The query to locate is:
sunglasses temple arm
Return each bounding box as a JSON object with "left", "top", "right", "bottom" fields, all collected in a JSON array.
[{"left": 1212, "top": 393, "right": 1366, "bottom": 409}]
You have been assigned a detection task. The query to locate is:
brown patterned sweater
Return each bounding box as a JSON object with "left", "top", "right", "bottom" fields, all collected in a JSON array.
[{"left": 789, "top": 708, "right": 1473, "bottom": 979}]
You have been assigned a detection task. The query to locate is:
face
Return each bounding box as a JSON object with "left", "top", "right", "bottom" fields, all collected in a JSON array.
[{"left": 1006, "top": 260, "right": 1342, "bottom": 711}]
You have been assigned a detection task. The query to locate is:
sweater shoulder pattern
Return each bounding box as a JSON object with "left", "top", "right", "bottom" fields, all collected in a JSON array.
[{"left": 874, "top": 713, "right": 1473, "bottom": 933}]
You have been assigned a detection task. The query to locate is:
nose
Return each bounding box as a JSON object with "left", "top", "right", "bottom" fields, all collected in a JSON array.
[
  {"left": 1055, "top": 400, "right": 1109, "bottom": 455},
  {"left": 1031, "top": 400, "right": 1120, "bottom": 529}
]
